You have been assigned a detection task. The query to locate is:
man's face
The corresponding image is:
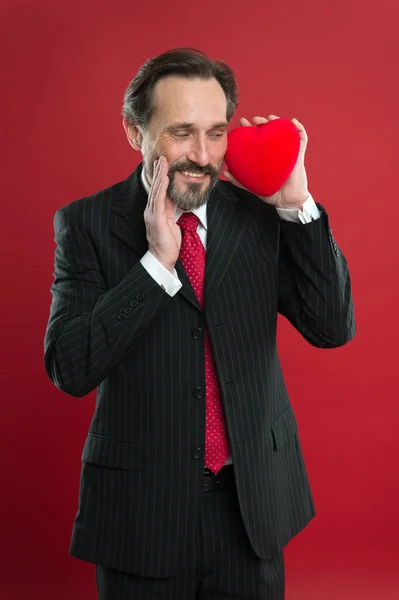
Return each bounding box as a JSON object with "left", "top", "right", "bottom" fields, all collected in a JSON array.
[{"left": 130, "top": 76, "right": 229, "bottom": 211}]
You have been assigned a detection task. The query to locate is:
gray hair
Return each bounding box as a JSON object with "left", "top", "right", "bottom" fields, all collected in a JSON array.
[{"left": 122, "top": 47, "right": 239, "bottom": 130}]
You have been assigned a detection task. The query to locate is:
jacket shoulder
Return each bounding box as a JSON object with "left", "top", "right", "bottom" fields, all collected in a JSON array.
[
  {"left": 54, "top": 177, "right": 129, "bottom": 223},
  {"left": 217, "top": 179, "right": 279, "bottom": 221}
]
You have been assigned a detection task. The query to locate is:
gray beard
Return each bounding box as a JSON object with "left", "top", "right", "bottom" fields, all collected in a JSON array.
[{"left": 167, "top": 173, "right": 219, "bottom": 211}]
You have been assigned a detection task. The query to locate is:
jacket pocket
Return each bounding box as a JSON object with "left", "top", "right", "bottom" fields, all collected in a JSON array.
[
  {"left": 81, "top": 433, "right": 141, "bottom": 470},
  {"left": 271, "top": 404, "right": 298, "bottom": 451}
]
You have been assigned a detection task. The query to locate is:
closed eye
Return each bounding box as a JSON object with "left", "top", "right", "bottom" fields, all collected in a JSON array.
[{"left": 172, "top": 131, "right": 226, "bottom": 140}]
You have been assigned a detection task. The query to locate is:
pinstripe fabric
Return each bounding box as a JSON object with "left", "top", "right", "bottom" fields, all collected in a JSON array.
[
  {"left": 96, "top": 466, "right": 284, "bottom": 599},
  {"left": 44, "top": 163, "right": 356, "bottom": 580}
]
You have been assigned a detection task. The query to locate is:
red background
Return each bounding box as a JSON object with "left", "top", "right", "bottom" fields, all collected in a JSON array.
[{"left": 1, "top": 0, "right": 398, "bottom": 598}]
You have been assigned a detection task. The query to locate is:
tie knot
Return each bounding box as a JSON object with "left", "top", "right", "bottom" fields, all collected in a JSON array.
[{"left": 177, "top": 212, "right": 200, "bottom": 232}]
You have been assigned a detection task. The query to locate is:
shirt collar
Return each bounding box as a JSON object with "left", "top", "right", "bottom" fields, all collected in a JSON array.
[{"left": 141, "top": 165, "right": 208, "bottom": 231}]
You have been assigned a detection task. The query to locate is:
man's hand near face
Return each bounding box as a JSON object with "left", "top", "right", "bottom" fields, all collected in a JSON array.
[{"left": 144, "top": 156, "right": 182, "bottom": 273}]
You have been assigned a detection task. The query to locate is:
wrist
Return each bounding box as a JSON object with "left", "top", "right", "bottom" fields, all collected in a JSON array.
[
  {"left": 277, "top": 194, "right": 309, "bottom": 211},
  {"left": 163, "top": 264, "right": 176, "bottom": 274},
  {"left": 149, "top": 250, "right": 176, "bottom": 273}
]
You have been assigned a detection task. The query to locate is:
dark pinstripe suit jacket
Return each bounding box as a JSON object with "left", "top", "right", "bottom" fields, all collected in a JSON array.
[{"left": 44, "top": 163, "right": 355, "bottom": 578}]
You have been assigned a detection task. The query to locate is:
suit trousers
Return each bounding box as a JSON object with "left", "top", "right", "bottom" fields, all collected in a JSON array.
[{"left": 95, "top": 465, "right": 285, "bottom": 600}]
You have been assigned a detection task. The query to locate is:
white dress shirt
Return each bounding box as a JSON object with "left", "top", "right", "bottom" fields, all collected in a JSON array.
[{"left": 139, "top": 167, "right": 321, "bottom": 467}]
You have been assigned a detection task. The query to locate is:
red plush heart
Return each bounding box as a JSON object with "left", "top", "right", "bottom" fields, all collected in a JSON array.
[{"left": 224, "top": 118, "right": 300, "bottom": 196}]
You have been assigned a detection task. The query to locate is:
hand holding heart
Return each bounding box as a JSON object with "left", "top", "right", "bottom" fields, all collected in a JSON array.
[{"left": 224, "top": 115, "right": 310, "bottom": 209}]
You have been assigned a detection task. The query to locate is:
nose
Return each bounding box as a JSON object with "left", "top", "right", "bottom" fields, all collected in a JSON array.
[{"left": 186, "top": 134, "right": 210, "bottom": 167}]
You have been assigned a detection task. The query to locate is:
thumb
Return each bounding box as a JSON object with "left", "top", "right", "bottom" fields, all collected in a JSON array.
[{"left": 224, "top": 169, "right": 247, "bottom": 190}]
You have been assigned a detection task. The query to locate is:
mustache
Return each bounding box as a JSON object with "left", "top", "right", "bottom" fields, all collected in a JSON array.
[{"left": 168, "top": 161, "right": 218, "bottom": 177}]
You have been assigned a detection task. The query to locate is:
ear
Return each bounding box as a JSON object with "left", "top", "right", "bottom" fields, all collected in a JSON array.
[{"left": 122, "top": 117, "right": 143, "bottom": 153}]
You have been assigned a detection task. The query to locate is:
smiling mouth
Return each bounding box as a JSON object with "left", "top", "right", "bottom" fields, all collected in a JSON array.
[{"left": 177, "top": 170, "right": 209, "bottom": 181}]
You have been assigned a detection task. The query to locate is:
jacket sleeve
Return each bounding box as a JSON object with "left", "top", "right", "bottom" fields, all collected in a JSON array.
[
  {"left": 277, "top": 204, "right": 356, "bottom": 348},
  {"left": 44, "top": 206, "right": 172, "bottom": 397}
]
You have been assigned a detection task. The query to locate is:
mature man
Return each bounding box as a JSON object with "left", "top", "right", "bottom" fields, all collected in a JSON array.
[{"left": 44, "top": 47, "right": 355, "bottom": 599}]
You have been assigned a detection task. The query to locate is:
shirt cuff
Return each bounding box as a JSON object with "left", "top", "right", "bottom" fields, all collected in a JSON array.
[
  {"left": 140, "top": 251, "right": 182, "bottom": 297},
  {"left": 276, "top": 194, "right": 321, "bottom": 223}
]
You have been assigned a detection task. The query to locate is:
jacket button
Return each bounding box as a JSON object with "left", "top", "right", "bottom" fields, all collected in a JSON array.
[
  {"left": 136, "top": 293, "right": 144, "bottom": 301},
  {"left": 193, "top": 386, "right": 205, "bottom": 399},
  {"left": 192, "top": 327, "right": 204, "bottom": 340},
  {"left": 124, "top": 307, "right": 133, "bottom": 315},
  {"left": 191, "top": 448, "right": 201, "bottom": 459},
  {"left": 129, "top": 299, "right": 138, "bottom": 308},
  {"left": 117, "top": 313, "right": 126, "bottom": 321}
]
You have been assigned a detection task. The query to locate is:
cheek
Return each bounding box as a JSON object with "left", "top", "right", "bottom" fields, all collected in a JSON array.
[
  {"left": 144, "top": 147, "right": 158, "bottom": 179},
  {"left": 212, "top": 140, "right": 228, "bottom": 165},
  {"left": 157, "top": 139, "right": 186, "bottom": 166},
  {"left": 156, "top": 133, "right": 179, "bottom": 153}
]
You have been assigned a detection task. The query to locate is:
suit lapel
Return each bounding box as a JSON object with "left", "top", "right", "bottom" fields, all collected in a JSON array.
[
  {"left": 110, "top": 166, "right": 148, "bottom": 256},
  {"left": 110, "top": 164, "right": 201, "bottom": 311},
  {"left": 205, "top": 183, "right": 250, "bottom": 304}
]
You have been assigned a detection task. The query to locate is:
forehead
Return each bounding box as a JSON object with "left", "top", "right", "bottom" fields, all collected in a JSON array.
[{"left": 151, "top": 76, "right": 228, "bottom": 128}]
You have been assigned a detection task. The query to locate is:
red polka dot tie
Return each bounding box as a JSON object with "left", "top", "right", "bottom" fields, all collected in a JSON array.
[{"left": 177, "top": 212, "right": 231, "bottom": 474}]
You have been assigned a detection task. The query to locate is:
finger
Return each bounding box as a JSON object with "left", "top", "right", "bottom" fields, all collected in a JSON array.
[
  {"left": 157, "top": 172, "right": 170, "bottom": 214},
  {"left": 252, "top": 116, "right": 269, "bottom": 125},
  {"left": 152, "top": 155, "right": 167, "bottom": 187},
  {"left": 223, "top": 169, "right": 246, "bottom": 190},
  {"left": 267, "top": 115, "right": 280, "bottom": 120},
  {"left": 164, "top": 190, "right": 175, "bottom": 221},
  {"left": 239, "top": 117, "right": 252, "bottom": 127},
  {"left": 291, "top": 118, "right": 308, "bottom": 143},
  {"left": 148, "top": 157, "right": 166, "bottom": 212},
  {"left": 149, "top": 175, "right": 168, "bottom": 220},
  {"left": 147, "top": 158, "right": 161, "bottom": 211},
  {"left": 291, "top": 117, "right": 304, "bottom": 129},
  {"left": 152, "top": 158, "right": 169, "bottom": 214},
  {"left": 152, "top": 175, "right": 169, "bottom": 215},
  {"left": 292, "top": 117, "right": 307, "bottom": 132}
]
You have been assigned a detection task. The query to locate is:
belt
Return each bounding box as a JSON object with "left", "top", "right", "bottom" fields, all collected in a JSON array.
[{"left": 203, "top": 465, "right": 235, "bottom": 492}]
